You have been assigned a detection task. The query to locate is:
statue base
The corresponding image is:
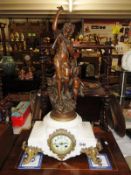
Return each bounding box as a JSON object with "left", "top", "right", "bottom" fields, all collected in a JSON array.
[{"left": 50, "top": 110, "right": 77, "bottom": 121}]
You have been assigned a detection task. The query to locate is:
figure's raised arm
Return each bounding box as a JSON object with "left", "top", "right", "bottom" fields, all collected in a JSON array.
[{"left": 52, "top": 6, "right": 64, "bottom": 32}]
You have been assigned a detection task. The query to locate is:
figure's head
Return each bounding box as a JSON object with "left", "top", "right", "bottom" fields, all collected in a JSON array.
[{"left": 63, "top": 23, "right": 75, "bottom": 37}]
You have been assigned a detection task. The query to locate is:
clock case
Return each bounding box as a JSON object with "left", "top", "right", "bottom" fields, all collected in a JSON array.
[{"left": 27, "top": 112, "right": 99, "bottom": 161}]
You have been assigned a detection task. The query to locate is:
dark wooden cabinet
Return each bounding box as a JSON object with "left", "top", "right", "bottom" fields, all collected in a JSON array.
[{"left": 0, "top": 123, "right": 16, "bottom": 169}]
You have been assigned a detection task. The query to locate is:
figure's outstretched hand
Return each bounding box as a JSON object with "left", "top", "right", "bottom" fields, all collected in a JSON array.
[{"left": 57, "top": 6, "right": 64, "bottom": 12}]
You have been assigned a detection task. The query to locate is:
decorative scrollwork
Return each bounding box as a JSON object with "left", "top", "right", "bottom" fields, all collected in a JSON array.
[
  {"left": 22, "top": 141, "right": 42, "bottom": 164},
  {"left": 81, "top": 142, "right": 102, "bottom": 165}
]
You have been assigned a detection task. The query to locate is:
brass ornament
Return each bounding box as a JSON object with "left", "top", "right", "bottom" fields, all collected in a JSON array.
[
  {"left": 22, "top": 141, "right": 42, "bottom": 164},
  {"left": 81, "top": 142, "right": 102, "bottom": 165}
]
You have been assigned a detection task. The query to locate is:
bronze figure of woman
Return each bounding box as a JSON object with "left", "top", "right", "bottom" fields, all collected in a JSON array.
[
  {"left": 52, "top": 6, "right": 76, "bottom": 100},
  {"left": 48, "top": 6, "right": 83, "bottom": 119}
]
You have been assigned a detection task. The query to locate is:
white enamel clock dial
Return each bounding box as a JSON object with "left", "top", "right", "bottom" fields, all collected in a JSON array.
[{"left": 48, "top": 129, "right": 76, "bottom": 159}]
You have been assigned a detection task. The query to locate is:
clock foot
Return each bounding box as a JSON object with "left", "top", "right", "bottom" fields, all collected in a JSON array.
[
  {"left": 81, "top": 143, "right": 102, "bottom": 166},
  {"left": 22, "top": 141, "right": 42, "bottom": 164}
]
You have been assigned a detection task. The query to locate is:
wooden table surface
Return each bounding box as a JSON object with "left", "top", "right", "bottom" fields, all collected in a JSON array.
[{"left": 0, "top": 127, "right": 131, "bottom": 175}]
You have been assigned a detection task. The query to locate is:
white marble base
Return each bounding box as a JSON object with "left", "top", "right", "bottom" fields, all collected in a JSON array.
[{"left": 28, "top": 112, "right": 97, "bottom": 161}]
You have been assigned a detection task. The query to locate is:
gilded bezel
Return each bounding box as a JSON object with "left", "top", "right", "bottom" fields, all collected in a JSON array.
[{"left": 47, "top": 129, "right": 76, "bottom": 160}]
